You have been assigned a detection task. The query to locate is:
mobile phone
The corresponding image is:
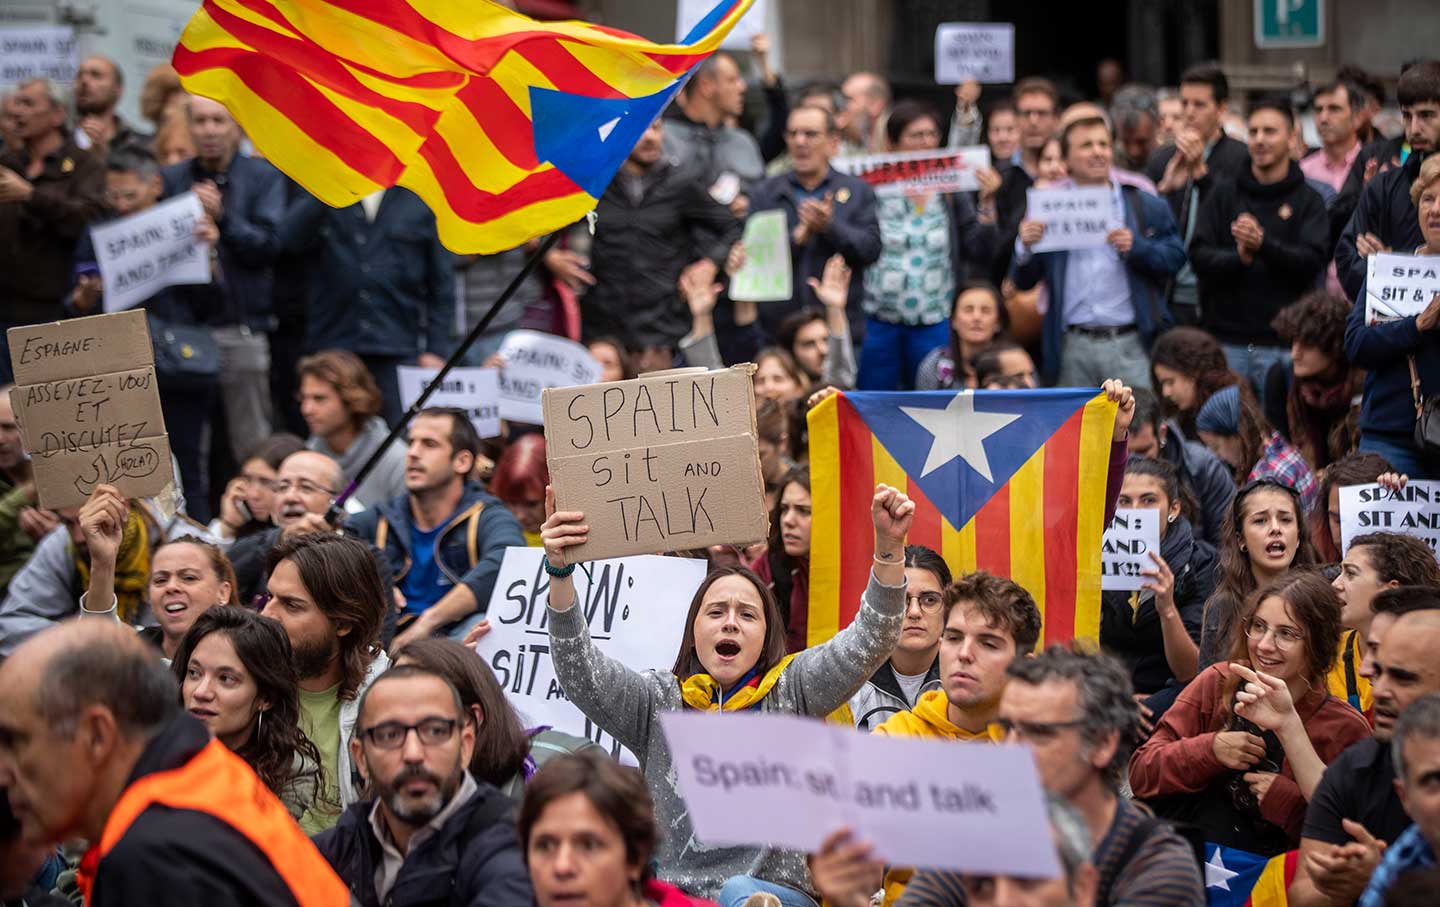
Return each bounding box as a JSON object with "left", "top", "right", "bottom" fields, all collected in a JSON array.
[{"left": 235, "top": 499, "right": 253, "bottom": 524}]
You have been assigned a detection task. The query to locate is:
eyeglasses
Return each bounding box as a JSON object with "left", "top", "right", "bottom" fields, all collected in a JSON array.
[
  {"left": 361, "top": 718, "right": 458, "bottom": 750},
  {"left": 274, "top": 478, "right": 334, "bottom": 496},
  {"left": 905, "top": 591, "right": 945, "bottom": 613},
  {"left": 994, "top": 717, "right": 1086, "bottom": 742},
  {"left": 1244, "top": 618, "right": 1304, "bottom": 651}
]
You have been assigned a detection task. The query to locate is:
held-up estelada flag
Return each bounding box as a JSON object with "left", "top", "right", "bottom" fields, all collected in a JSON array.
[
  {"left": 807, "top": 390, "right": 1117, "bottom": 649},
  {"left": 171, "top": 0, "right": 756, "bottom": 253}
]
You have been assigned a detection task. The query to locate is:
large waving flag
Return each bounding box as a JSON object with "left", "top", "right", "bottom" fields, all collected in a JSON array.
[
  {"left": 1203, "top": 845, "right": 1297, "bottom": 907},
  {"left": 172, "top": 0, "right": 754, "bottom": 252},
  {"left": 807, "top": 390, "right": 1117, "bottom": 648}
]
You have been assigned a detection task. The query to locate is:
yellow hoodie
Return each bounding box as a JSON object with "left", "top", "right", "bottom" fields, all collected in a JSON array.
[{"left": 869, "top": 690, "right": 1004, "bottom": 905}]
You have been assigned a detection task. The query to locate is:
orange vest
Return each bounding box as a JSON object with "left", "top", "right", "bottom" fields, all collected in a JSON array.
[{"left": 78, "top": 738, "right": 348, "bottom": 906}]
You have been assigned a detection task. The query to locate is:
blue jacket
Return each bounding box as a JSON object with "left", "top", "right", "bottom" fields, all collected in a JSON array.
[
  {"left": 161, "top": 154, "right": 285, "bottom": 330},
  {"left": 1344, "top": 273, "right": 1440, "bottom": 437},
  {"left": 348, "top": 483, "right": 523, "bottom": 620},
  {"left": 1011, "top": 184, "right": 1186, "bottom": 384},
  {"left": 281, "top": 187, "right": 455, "bottom": 357},
  {"left": 746, "top": 166, "right": 882, "bottom": 340},
  {"left": 1337, "top": 150, "right": 1429, "bottom": 302}
]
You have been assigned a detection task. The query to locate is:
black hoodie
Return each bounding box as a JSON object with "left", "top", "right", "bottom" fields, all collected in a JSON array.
[{"left": 1189, "top": 160, "right": 1330, "bottom": 345}]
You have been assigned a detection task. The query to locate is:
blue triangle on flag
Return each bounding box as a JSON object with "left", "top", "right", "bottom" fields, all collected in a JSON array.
[
  {"left": 846, "top": 389, "right": 1098, "bottom": 531},
  {"left": 1202, "top": 844, "right": 1272, "bottom": 907},
  {"left": 530, "top": 82, "right": 682, "bottom": 199}
]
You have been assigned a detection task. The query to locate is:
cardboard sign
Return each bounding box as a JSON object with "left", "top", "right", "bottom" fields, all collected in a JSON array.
[
  {"left": 474, "top": 547, "right": 705, "bottom": 763},
  {"left": 496, "top": 330, "right": 602, "bottom": 425},
  {"left": 1100, "top": 508, "right": 1163, "bottom": 591},
  {"left": 1025, "top": 186, "right": 1118, "bottom": 253},
  {"left": 675, "top": 0, "right": 767, "bottom": 49},
  {"left": 89, "top": 194, "right": 211, "bottom": 313},
  {"left": 396, "top": 365, "right": 502, "bottom": 438},
  {"left": 0, "top": 26, "right": 77, "bottom": 83},
  {"left": 662, "top": 711, "right": 1060, "bottom": 878},
  {"left": 1339, "top": 482, "right": 1440, "bottom": 561},
  {"left": 730, "top": 210, "right": 793, "bottom": 302},
  {"left": 833, "top": 147, "right": 992, "bottom": 197},
  {"left": 542, "top": 366, "right": 768, "bottom": 563},
  {"left": 1365, "top": 252, "right": 1440, "bottom": 325},
  {"left": 934, "top": 23, "right": 1014, "bottom": 84},
  {"left": 7, "top": 310, "right": 173, "bottom": 510}
]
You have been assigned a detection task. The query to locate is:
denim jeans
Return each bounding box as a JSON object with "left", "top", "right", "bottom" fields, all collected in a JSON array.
[
  {"left": 1222, "top": 342, "right": 1290, "bottom": 409},
  {"left": 1359, "top": 431, "right": 1437, "bottom": 481},
  {"left": 857, "top": 317, "right": 950, "bottom": 391},
  {"left": 717, "top": 875, "right": 819, "bottom": 907}
]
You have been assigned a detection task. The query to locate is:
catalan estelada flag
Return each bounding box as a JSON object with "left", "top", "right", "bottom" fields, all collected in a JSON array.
[
  {"left": 171, "top": 0, "right": 754, "bottom": 252},
  {"left": 1203, "top": 845, "right": 1296, "bottom": 907},
  {"left": 807, "top": 389, "right": 1117, "bottom": 648}
]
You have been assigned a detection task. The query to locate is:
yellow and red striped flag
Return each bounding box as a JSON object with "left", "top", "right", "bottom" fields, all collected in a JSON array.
[
  {"left": 172, "top": 0, "right": 755, "bottom": 252},
  {"left": 807, "top": 389, "right": 1117, "bottom": 649}
]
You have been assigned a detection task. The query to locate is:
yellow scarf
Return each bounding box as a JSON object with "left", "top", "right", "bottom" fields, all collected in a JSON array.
[
  {"left": 74, "top": 508, "right": 150, "bottom": 623},
  {"left": 678, "top": 654, "right": 853, "bottom": 724}
]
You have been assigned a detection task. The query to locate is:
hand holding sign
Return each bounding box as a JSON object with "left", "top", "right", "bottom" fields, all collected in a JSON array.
[
  {"left": 809, "top": 829, "right": 884, "bottom": 907},
  {"left": 540, "top": 484, "right": 590, "bottom": 572}
]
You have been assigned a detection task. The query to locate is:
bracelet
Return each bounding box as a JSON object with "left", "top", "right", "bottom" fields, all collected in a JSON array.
[
  {"left": 873, "top": 552, "right": 901, "bottom": 565},
  {"left": 543, "top": 557, "right": 577, "bottom": 578}
]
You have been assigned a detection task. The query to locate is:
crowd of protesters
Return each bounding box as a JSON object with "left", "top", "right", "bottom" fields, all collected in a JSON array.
[{"left": 2, "top": 19, "right": 1440, "bottom": 907}]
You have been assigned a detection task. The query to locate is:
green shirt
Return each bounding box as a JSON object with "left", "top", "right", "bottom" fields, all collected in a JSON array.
[{"left": 297, "top": 682, "right": 343, "bottom": 835}]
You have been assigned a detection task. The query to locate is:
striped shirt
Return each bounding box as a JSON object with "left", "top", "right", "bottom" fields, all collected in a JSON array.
[{"left": 896, "top": 799, "right": 1204, "bottom": 907}]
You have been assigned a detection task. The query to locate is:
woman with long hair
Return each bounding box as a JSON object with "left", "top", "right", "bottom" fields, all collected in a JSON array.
[
  {"left": 172, "top": 606, "right": 327, "bottom": 820},
  {"left": 1267, "top": 292, "right": 1363, "bottom": 471},
  {"left": 1199, "top": 479, "right": 1318, "bottom": 667},
  {"left": 542, "top": 483, "right": 913, "bottom": 905},
  {"left": 1310, "top": 452, "right": 1393, "bottom": 563},
  {"left": 751, "top": 466, "right": 811, "bottom": 653},
  {"left": 393, "top": 637, "right": 602, "bottom": 798},
  {"left": 1130, "top": 572, "right": 1371, "bottom": 855},
  {"left": 1150, "top": 327, "right": 1245, "bottom": 437},
  {"left": 1195, "top": 384, "right": 1318, "bottom": 513},
  {"left": 753, "top": 348, "right": 811, "bottom": 403},
  {"left": 490, "top": 433, "right": 549, "bottom": 546},
  {"left": 915, "top": 282, "right": 1007, "bottom": 390}
]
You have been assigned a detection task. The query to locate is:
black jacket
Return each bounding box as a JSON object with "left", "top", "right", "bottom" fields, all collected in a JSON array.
[
  {"left": 1190, "top": 162, "right": 1329, "bottom": 345},
  {"left": 1336, "top": 150, "right": 1430, "bottom": 301},
  {"left": 1100, "top": 516, "right": 1217, "bottom": 694},
  {"left": 90, "top": 713, "right": 299, "bottom": 907},
  {"left": 1145, "top": 134, "right": 1251, "bottom": 222},
  {"left": 585, "top": 157, "right": 741, "bottom": 349},
  {"left": 312, "top": 780, "right": 532, "bottom": 907},
  {"left": 1159, "top": 420, "right": 1237, "bottom": 548}
]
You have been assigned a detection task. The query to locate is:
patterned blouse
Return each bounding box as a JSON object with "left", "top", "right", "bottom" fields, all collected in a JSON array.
[{"left": 863, "top": 195, "right": 954, "bottom": 326}]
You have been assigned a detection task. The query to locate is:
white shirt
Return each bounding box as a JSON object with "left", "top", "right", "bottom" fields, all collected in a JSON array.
[
  {"left": 894, "top": 668, "right": 930, "bottom": 707},
  {"left": 360, "top": 189, "right": 386, "bottom": 223}
]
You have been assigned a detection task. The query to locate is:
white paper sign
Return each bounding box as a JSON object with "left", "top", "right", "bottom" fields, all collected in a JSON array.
[
  {"left": 675, "top": 0, "right": 768, "bottom": 49},
  {"left": 474, "top": 547, "right": 705, "bottom": 763},
  {"left": 832, "top": 147, "right": 992, "bottom": 196},
  {"left": 934, "top": 23, "right": 1014, "bottom": 84},
  {"left": 396, "top": 366, "right": 502, "bottom": 439},
  {"left": 661, "top": 711, "right": 1060, "bottom": 877},
  {"left": 1025, "top": 186, "right": 1118, "bottom": 253},
  {"left": 1339, "top": 482, "right": 1440, "bottom": 561},
  {"left": 730, "top": 210, "right": 793, "bottom": 302},
  {"left": 1365, "top": 253, "right": 1440, "bottom": 325},
  {"left": 89, "top": 193, "right": 211, "bottom": 313},
  {"left": 0, "top": 27, "right": 77, "bottom": 84},
  {"left": 495, "top": 330, "right": 601, "bottom": 425},
  {"left": 1100, "top": 508, "right": 1163, "bottom": 591}
]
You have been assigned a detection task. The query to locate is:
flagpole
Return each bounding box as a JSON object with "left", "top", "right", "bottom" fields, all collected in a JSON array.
[{"left": 324, "top": 230, "right": 565, "bottom": 525}]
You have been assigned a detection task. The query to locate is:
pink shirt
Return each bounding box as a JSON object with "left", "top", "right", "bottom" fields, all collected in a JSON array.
[{"left": 1301, "top": 141, "right": 1361, "bottom": 193}]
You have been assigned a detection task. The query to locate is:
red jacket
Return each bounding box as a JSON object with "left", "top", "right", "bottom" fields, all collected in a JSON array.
[
  {"left": 1129, "top": 664, "right": 1370, "bottom": 844},
  {"left": 645, "top": 879, "right": 717, "bottom": 907}
]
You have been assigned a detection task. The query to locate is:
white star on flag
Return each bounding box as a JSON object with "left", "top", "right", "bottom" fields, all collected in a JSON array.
[
  {"left": 1204, "top": 848, "right": 1240, "bottom": 890},
  {"left": 901, "top": 392, "right": 1021, "bottom": 482}
]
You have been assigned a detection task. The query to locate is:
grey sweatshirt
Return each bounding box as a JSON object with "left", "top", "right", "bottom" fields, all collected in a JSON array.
[
  {"left": 548, "top": 571, "right": 905, "bottom": 899},
  {"left": 308, "top": 416, "right": 406, "bottom": 509}
]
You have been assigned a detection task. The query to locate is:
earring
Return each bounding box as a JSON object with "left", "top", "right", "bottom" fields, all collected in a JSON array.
[
  {"left": 1167, "top": 515, "right": 1176, "bottom": 524},
  {"left": 1240, "top": 545, "right": 1247, "bottom": 552},
  {"left": 255, "top": 709, "right": 264, "bottom": 736}
]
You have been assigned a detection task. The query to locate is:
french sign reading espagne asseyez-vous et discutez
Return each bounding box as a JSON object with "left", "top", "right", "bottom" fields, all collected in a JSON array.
[
  {"left": 7, "top": 310, "right": 173, "bottom": 510},
  {"left": 542, "top": 366, "right": 768, "bottom": 563},
  {"left": 1339, "top": 481, "right": 1440, "bottom": 563}
]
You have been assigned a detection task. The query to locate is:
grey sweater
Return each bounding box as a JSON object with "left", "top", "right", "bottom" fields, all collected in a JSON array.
[
  {"left": 308, "top": 416, "right": 406, "bottom": 509},
  {"left": 548, "top": 571, "right": 905, "bottom": 899}
]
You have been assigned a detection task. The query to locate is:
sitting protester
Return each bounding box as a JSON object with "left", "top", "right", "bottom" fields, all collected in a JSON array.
[
  {"left": 751, "top": 466, "right": 813, "bottom": 653},
  {"left": 972, "top": 340, "right": 1038, "bottom": 390},
  {"left": 848, "top": 545, "right": 949, "bottom": 731},
  {"left": 1356, "top": 694, "right": 1440, "bottom": 907},
  {"left": 172, "top": 606, "right": 326, "bottom": 820},
  {"left": 210, "top": 433, "right": 306, "bottom": 543},
  {"left": 1195, "top": 384, "right": 1319, "bottom": 514},
  {"left": 1310, "top": 452, "right": 1392, "bottom": 563},
  {"left": 1130, "top": 572, "right": 1371, "bottom": 855},
  {"left": 1150, "top": 327, "right": 1244, "bottom": 439},
  {"left": 1266, "top": 292, "right": 1364, "bottom": 472},
  {"left": 1125, "top": 388, "right": 1236, "bottom": 546},
  {"left": 488, "top": 433, "right": 548, "bottom": 547},
  {"left": 915, "top": 282, "right": 1008, "bottom": 390}
]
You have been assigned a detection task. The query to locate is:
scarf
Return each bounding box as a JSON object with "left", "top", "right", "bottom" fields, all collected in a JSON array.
[
  {"left": 680, "top": 654, "right": 799, "bottom": 712},
  {"left": 1288, "top": 369, "right": 1362, "bottom": 469},
  {"left": 74, "top": 507, "right": 150, "bottom": 623}
]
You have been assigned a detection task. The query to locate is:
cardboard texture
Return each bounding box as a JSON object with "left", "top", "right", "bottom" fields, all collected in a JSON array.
[
  {"left": 542, "top": 365, "right": 768, "bottom": 563},
  {"left": 7, "top": 310, "right": 173, "bottom": 510}
]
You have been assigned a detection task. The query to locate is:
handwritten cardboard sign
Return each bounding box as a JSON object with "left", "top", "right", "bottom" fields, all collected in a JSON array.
[
  {"left": 474, "top": 547, "right": 705, "bottom": 763},
  {"left": 496, "top": 330, "right": 601, "bottom": 425},
  {"left": 1100, "top": 508, "right": 1163, "bottom": 591},
  {"left": 396, "top": 365, "right": 502, "bottom": 438},
  {"left": 730, "top": 210, "right": 793, "bottom": 302},
  {"left": 89, "top": 193, "right": 211, "bottom": 313},
  {"left": 1339, "top": 481, "right": 1440, "bottom": 561},
  {"left": 542, "top": 365, "right": 768, "bottom": 563},
  {"left": 7, "top": 310, "right": 172, "bottom": 510},
  {"left": 1025, "top": 186, "right": 1118, "bottom": 253},
  {"left": 0, "top": 26, "right": 77, "bottom": 83},
  {"left": 833, "top": 147, "right": 992, "bottom": 196},
  {"left": 934, "top": 22, "right": 1015, "bottom": 84},
  {"left": 661, "top": 711, "right": 1059, "bottom": 877},
  {"left": 1365, "top": 252, "right": 1440, "bottom": 325}
]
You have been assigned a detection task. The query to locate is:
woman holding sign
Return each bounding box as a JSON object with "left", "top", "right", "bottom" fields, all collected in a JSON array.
[{"left": 540, "top": 482, "right": 912, "bottom": 907}]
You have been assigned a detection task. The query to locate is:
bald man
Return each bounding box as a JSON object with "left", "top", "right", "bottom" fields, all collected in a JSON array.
[
  {"left": 0, "top": 620, "right": 344, "bottom": 905},
  {"left": 72, "top": 56, "right": 150, "bottom": 155}
]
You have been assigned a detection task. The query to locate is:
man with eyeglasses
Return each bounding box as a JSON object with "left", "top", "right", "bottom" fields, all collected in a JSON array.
[
  {"left": 1290, "top": 603, "right": 1440, "bottom": 907},
  {"left": 847, "top": 546, "right": 950, "bottom": 731},
  {"left": 313, "top": 664, "right": 532, "bottom": 905}
]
